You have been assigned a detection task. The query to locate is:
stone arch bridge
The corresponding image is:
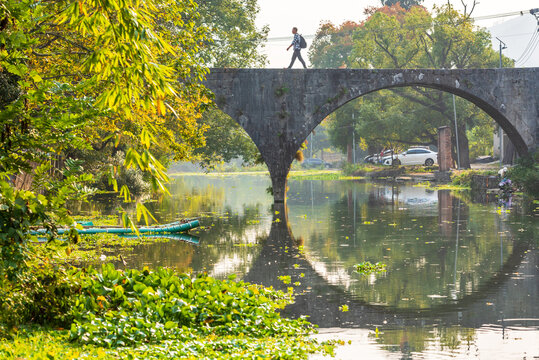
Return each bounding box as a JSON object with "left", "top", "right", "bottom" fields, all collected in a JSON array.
[{"left": 205, "top": 68, "right": 538, "bottom": 203}]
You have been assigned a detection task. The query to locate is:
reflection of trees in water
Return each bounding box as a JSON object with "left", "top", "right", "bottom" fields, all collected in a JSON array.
[
  {"left": 150, "top": 178, "right": 227, "bottom": 221},
  {"left": 375, "top": 326, "right": 476, "bottom": 358},
  {"left": 66, "top": 178, "right": 226, "bottom": 223},
  {"left": 290, "top": 185, "right": 517, "bottom": 309},
  {"left": 126, "top": 205, "right": 267, "bottom": 278},
  {"left": 70, "top": 175, "right": 271, "bottom": 224}
]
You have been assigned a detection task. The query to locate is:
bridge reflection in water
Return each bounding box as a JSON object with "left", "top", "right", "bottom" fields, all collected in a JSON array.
[{"left": 243, "top": 187, "right": 537, "bottom": 359}]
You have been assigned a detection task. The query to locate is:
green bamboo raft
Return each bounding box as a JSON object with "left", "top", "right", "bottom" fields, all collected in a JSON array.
[{"left": 30, "top": 219, "right": 200, "bottom": 236}]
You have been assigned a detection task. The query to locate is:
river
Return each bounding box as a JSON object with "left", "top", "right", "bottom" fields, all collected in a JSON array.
[{"left": 90, "top": 174, "right": 539, "bottom": 359}]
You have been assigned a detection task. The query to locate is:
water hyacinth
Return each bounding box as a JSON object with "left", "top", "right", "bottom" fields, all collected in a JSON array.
[{"left": 69, "top": 264, "right": 318, "bottom": 348}]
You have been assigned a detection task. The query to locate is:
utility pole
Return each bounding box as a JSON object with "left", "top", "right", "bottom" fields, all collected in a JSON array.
[
  {"left": 452, "top": 94, "right": 461, "bottom": 169},
  {"left": 352, "top": 112, "right": 356, "bottom": 164},
  {"left": 496, "top": 37, "right": 506, "bottom": 68},
  {"left": 496, "top": 37, "right": 507, "bottom": 165}
]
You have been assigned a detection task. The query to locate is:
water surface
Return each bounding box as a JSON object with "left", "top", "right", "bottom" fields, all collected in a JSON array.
[{"left": 93, "top": 174, "right": 539, "bottom": 359}]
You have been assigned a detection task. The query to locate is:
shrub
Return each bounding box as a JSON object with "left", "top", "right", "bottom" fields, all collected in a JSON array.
[
  {"left": 0, "top": 180, "right": 53, "bottom": 280},
  {"left": 341, "top": 163, "right": 379, "bottom": 176},
  {"left": 507, "top": 152, "right": 539, "bottom": 198},
  {"left": 0, "top": 263, "right": 81, "bottom": 336},
  {"left": 451, "top": 170, "right": 479, "bottom": 187}
]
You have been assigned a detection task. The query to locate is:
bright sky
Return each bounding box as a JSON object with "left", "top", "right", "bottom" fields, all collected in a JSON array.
[{"left": 255, "top": 0, "right": 539, "bottom": 67}]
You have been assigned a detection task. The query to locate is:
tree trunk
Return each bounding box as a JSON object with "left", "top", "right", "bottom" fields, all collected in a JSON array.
[
  {"left": 503, "top": 136, "right": 516, "bottom": 165},
  {"left": 452, "top": 126, "right": 471, "bottom": 169},
  {"left": 457, "top": 128, "right": 471, "bottom": 169},
  {"left": 347, "top": 143, "right": 352, "bottom": 163}
]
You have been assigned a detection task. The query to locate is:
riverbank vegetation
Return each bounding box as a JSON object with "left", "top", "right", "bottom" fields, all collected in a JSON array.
[
  {"left": 507, "top": 152, "right": 539, "bottom": 199},
  {"left": 450, "top": 169, "right": 498, "bottom": 188},
  {"left": 0, "top": 209, "right": 337, "bottom": 358},
  {"left": 0, "top": 249, "right": 338, "bottom": 359}
]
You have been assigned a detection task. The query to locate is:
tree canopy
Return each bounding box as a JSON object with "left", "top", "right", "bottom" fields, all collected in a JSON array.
[
  {"left": 0, "top": 0, "right": 212, "bottom": 240},
  {"left": 380, "top": 0, "right": 424, "bottom": 10},
  {"left": 192, "top": 0, "right": 268, "bottom": 169},
  {"left": 309, "top": 3, "right": 508, "bottom": 166}
]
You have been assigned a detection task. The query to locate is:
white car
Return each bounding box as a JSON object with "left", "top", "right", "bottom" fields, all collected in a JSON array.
[{"left": 382, "top": 148, "right": 438, "bottom": 166}]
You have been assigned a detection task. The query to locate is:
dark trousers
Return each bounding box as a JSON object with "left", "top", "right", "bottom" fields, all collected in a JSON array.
[{"left": 288, "top": 49, "right": 306, "bottom": 68}]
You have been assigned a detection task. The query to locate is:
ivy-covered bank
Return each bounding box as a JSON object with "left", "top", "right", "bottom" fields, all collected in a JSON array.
[{"left": 1, "top": 260, "right": 339, "bottom": 359}]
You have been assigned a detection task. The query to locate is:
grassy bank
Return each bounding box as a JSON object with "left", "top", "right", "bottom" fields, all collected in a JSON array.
[
  {"left": 169, "top": 169, "right": 364, "bottom": 181},
  {"left": 1, "top": 327, "right": 338, "bottom": 359}
]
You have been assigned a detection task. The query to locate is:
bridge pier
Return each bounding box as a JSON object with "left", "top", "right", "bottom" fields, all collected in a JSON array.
[{"left": 270, "top": 170, "right": 289, "bottom": 203}]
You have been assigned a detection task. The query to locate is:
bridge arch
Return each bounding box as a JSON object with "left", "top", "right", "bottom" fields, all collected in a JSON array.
[{"left": 205, "top": 68, "right": 538, "bottom": 202}]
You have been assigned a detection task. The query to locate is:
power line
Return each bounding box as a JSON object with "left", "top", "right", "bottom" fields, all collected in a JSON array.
[
  {"left": 472, "top": 9, "right": 533, "bottom": 21},
  {"left": 517, "top": 31, "right": 539, "bottom": 65},
  {"left": 514, "top": 25, "right": 539, "bottom": 64},
  {"left": 263, "top": 9, "right": 538, "bottom": 42},
  {"left": 516, "top": 9, "right": 539, "bottom": 65}
]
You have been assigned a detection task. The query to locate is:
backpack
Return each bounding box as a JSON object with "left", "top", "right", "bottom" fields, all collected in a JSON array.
[{"left": 299, "top": 35, "right": 307, "bottom": 49}]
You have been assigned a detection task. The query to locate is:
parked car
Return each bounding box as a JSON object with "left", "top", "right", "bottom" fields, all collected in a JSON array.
[
  {"left": 382, "top": 148, "right": 438, "bottom": 166},
  {"left": 364, "top": 150, "right": 395, "bottom": 164},
  {"left": 302, "top": 158, "right": 331, "bottom": 168},
  {"left": 363, "top": 154, "right": 376, "bottom": 164}
]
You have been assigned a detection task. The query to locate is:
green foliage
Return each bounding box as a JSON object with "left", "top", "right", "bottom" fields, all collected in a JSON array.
[
  {"left": 354, "top": 261, "right": 387, "bottom": 275},
  {"left": 309, "top": 21, "right": 359, "bottom": 68},
  {"left": 195, "top": 0, "right": 268, "bottom": 68},
  {"left": 0, "top": 173, "right": 93, "bottom": 280},
  {"left": 507, "top": 152, "right": 539, "bottom": 198},
  {"left": 341, "top": 163, "right": 381, "bottom": 176},
  {"left": 192, "top": 0, "right": 268, "bottom": 170},
  {"left": 451, "top": 170, "right": 479, "bottom": 188},
  {"left": 467, "top": 119, "right": 494, "bottom": 159},
  {"left": 1, "top": 0, "right": 211, "bottom": 248},
  {"left": 194, "top": 110, "right": 261, "bottom": 170},
  {"left": 0, "top": 262, "right": 338, "bottom": 359},
  {"left": 449, "top": 169, "right": 496, "bottom": 188},
  {"left": 274, "top": 85, "right": 290, "bottom": 97},
  {"left": 0, "top": 180, "right": 50, "bottom": 279},
  {"left": 380, "top": 0, "right": 424, "bottom": 9},
  {"left": 94, "top": 151, "right": 150, "bottom": 196},
  {"left": 70, "top": 264, "right": 315, "bottom": 348},
  {"left": 1, "top": 327, "right": 338, "bottom": 359},
  {"left": 288, "top": 171, "right": 356, "bottom": 181},
  {"left": 310, "top": 4, "right": 506, "bottom": 168},
  {"left": 0, "top": 262, "right": 80, "bottom": 335}
]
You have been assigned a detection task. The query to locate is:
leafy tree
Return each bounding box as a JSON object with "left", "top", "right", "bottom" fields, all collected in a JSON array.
[
  {"left": 380, "top": 0, "right": 424, "bottom": 10},
  {"left": 0, "top": 0, "right": 210, "bottom": 267},
  {"left": 310, "top": 3, "right": 506, "bottom": 167},
  {"left": 196, "top": 0, "right": 269, "bottom": 68},
  {"left": 192, "top": 0, "right": 269, "bottom": 169},
  {"left": 309, "top": 21, "right": 359, "bottom": 69},
  {"left": 195, "top": 113, "right": 262, "bottom": 168}
]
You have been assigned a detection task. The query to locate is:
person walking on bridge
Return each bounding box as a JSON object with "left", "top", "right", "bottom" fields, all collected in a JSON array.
[{"left": 286, "top": 27, "right": 307, "bottom": 69}]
